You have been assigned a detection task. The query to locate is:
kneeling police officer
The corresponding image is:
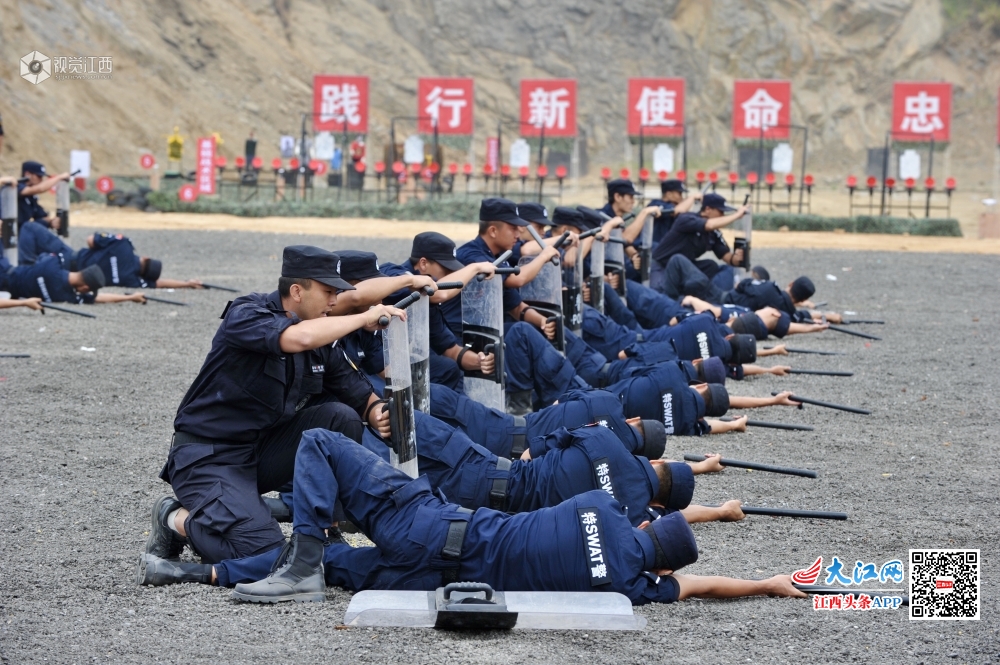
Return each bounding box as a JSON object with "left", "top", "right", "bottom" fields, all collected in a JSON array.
[{"left": 146, "top": 245, "right": 404, "bottom": 566}]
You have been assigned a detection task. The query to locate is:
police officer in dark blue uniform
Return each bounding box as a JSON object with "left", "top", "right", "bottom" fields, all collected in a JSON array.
[
  {"left": 75, "top": 232, "right": 204, "bottom": 289},
  {"left": 0, "top": 251, "right": 144, "bottom": 305},
  {"left": 379, "top": 232, "right": 500, "bottom": 393},
  {"left": 647, "top": 179, "right": 700, "bottom": 244},
  {"left": 650, "top": 192, "right": 748, "bottom": 299},
  {"left": 455, "top": 199, "right": 586, "bottom": 411},
  {"left": 428, "top": 383, "right": 663, "bottom": 460},
  {"left": 403, "top": 412, "right": 694, "bottom": 525},
  {"left": 16, "top": 220, "right": 75, "bottom": 267},
  {"left": 139, "top": 429, "right": 805, "bottom": 605},
  {"left": 145, "top": 246, "right": 406, "bottom": 567},
  {"left": 16, "top": 161, "right": 69, "bottom": 231}
]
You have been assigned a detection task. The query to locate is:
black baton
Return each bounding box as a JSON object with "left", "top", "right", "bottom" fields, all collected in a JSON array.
[
  {"left": 141, "top": 295, "right": 188, "bottom": 306},
  {"left": 736, "top": 506, "right": 847, "bottom": 520},
  {"left": 840, "top": 319, "right": 885, "bottom": 325},
  {"left": 201, "top": 282, "right": 239, "bottom": 293},
  {"left": 768, "top": 347, "right": 845, "bottom": 356},
  {"left": 726, "top": 418, "right": 816, "bottom": 431},
  {"left": 684, "top": 454, "right": 817, "bottom": 478},
  {"left": 774, "top": 392, "right": 871, "bottom": 415},
  {"left": 435, "top": 281, "right": 464, "bottom": 290},
  {"left": 828, "top": 325, "right": 881, "bottom": 341},
  {"left": 38, "top": 302, "right": 97, "bottom": 318},
  {"left": 787, "top": 369, "right": 854, "bottom": 377},
  {"left": 476, "top": 249, "right": 514, "bottom": 281},
  {"left": 0, "top": 353, "right": 30, "bottom": 358}
]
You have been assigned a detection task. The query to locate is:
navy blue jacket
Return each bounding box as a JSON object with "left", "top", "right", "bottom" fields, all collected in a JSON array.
[
  {"left": 456, "top": 235, "right": 522, "bottom": 315},
  {"left": 722, "top": 278, "right": 795, "bottom": 315},
  {"left": 76, "top": 234, "right": 154, "bottom": 288},
  {"left": 609, "top": 366, "right": 710, "bottom": 436},
  {"left": 380, "top": 259, "right": 459, "bottom": 355},
  {"left": 173, "top": 291, "right": 374, "bottom": 441},
  {"left": 17, "top": 182, "right": 48, "bottom": 227},
  {"left": 0, "top": 254, "right": 95, "bottom": 304},
  {"left": 652, "top": 212, "right": 730, "bottom": 265},
  {"left": 17, "top": 221, "right": 74, "bottom": 267}
]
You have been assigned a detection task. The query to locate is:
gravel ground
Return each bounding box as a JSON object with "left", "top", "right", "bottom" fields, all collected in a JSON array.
[{"left": 1, "top": 226, "right": 997, "bottom": 664}]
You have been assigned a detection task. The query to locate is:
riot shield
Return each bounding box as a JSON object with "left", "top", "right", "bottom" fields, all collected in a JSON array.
[
  {"left": 407, "top": 295, "right": 430, "bottom": 414},
  {"left": 588, "top": 235, "right": 605, "bottom": 315},
  {"left": 0, "top": 184, "right": 15, "bottom": 250},
  {"left": 518, "top": 257, "right": 564, "bottom": 353},
  {"left": 732, "top": 196, "right": 752, "bottom": 273},
  {"left": 562, "top": 245, "right": 583, "bottom": 333},
  {"left": 344, "top": 586, "right": 646, "bottom": 630},
  {"left": 605, "top": 227, "right": 627, "bottom": 298},
  {"left": 461, "top": 274, "right": 505, "bottom": 411},
  {"left": 55, "top": 180, "right": 70, "bottom": 238},
  {"left": 638, "top": 212, "right": 654, "bottom": 286},
  {"left": 383, "top": 314, "right": 419, "bottom": 478}
]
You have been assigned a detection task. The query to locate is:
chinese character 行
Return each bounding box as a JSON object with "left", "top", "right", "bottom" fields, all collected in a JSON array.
[{"left": 424, "top": 86, "right": 467, "bottom": 129}]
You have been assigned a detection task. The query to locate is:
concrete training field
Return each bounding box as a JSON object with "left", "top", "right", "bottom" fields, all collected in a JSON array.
[{"left": 1, "top": 227, "right": 996, "bottom": 664}]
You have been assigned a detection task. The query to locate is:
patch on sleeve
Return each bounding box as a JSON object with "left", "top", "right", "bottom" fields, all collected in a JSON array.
[{"left": 577, "top": 507, "right": 612, "bottom": 586}]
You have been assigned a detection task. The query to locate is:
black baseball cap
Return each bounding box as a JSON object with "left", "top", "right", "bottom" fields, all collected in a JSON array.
[
  {"left": 22, "top": 161, "right": 46, "bottom": 177},
  {"left": 411, "top": 232, "right": 464, "bottom": 272},
  {"left": 644, "top": 511, "right": 698, "bottom": 571},
  {"left": 479, "top": 198, "right": 528, "bottom": 226},
  {"left": 337, "top": 250, "right": 382, "bottom": 282},
  {"left": 281, "top": 245, "right": 354, "bottom": 291},
  {"left": 728, "top": 333, "right": 757, "bottom": 365},
  {"left": 702, "top": 383, "right": 730, "bottom": 417},
  {"left": 607, "top": 178, "right": 639, "bottom": 197},
  {"left": 660, "top": 179, "right": 687, "bottom": 194},
  {"left": 576, "top": 206, "right": 605, "bottom": 230},
  {"left": 701, "top": 193, "right": 736, "bottom": 213},
  {"left": 140, "top": 258, "right": 162, "bottom": 283},
  {"left": 640, "top": 419, "right": 666, "bottom": 460},
  {"left": 80, "top": 265, "right": 106, "bottom": 292},
  {"left": 552, "top": 206, "right": 588, "bottom": 231},
  {"left": 517, "top": 202, "right": 552, "bottom": 225},
  {"left": 789, "top": 276, "right": 815, "bottom": 303}
]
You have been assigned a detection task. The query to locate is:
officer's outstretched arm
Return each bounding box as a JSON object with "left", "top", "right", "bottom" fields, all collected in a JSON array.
[
  {"left": 672, "top": 573, "right": 806, "bottom": 601},
  {"left": 504, "top": 245, "right": 559, "bottom": 288},
  {"left": 703, "top": 207, "right": 748, "bottom": 231},
  {"left": 0, "top": 297, "right": 43, "bottom": 310},
  {"left": 328, "top": 275, "right": 435, "bottom": 315},
  {"left": 428, "top": 262, "right": 495, "bottom": 304},
  {"left": 279, "top": 305, "right": 405, "bottom": 353}
]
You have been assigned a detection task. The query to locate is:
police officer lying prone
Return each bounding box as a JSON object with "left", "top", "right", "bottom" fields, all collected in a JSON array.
[
  {"left": 138, "top": 429, "right": 805, "bottom": 605},
  {"left": 1, "top": 252, "right": 146, "bottom": 306}
]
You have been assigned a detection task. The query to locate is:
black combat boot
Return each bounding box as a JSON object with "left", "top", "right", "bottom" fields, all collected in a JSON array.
[
  {"left": 230, "top": 533, "right": 326, "bottom": 603},
  {"left": 136, "top": 553, "right": 212, "bottom": 586},
  {"left": 144, "top": 496, "right": 188, "bottom": 560},
  {"left": 506, "top": 389, "right": 533, "bottom": 417}
]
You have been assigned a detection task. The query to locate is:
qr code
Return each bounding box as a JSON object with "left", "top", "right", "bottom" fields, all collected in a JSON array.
[{"left": 909, "top": 549, "right": 980, "bottom": 620}]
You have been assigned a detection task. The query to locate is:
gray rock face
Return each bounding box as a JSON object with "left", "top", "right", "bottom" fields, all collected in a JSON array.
[{"left": 0, "top": 0, "right": 993, "bottom": 179}]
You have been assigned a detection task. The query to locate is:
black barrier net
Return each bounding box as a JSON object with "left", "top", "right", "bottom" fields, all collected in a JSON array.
[{"left": 753, "top": 213, "right": 962, "bottom": 237}]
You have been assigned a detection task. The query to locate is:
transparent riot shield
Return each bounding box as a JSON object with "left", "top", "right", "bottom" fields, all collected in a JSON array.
[
  {"left": 588, "top": 236, "right": 605, "bottom": 315},
  {"left": 382, "top": 316, "right": 419, "bottom": 478},
  {"left": 407, "top": 296, "right": 430, "bottom": 413},
  {"left": 461, "top": 275, "right": 505, "bottom": 411},
  {"left": 638, "top": 213, "right": 654, "bottom": 287},
  {"left": 733, "top": 203, "right": 752, "bottom": 276},
  {"left": 0, "top": 184, "right": 15, "bottom": 250},
  {"left": 55, "top": 180, "right": 70, "bottom": 238},
  {"left": 605, "top": 227, "right": 627, "bottom": 298},
  {"left": 562, "top": 246, "right": 583, "bottom": 333},
  {"left": 518, "top": 257, "right": 564, "bottom": 353}
]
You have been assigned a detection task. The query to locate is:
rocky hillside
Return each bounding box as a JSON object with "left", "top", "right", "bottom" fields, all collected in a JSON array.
[{"left": 0, "top": 0, "right": 997, "bottom": 185}]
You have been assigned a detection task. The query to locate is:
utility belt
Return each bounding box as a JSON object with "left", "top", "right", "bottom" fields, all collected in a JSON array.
[
  {"left": 170, "top": 431, "right": 248, "bottom": 448},
  {"left": 440, "top": 507, "right": 475, "bottom": 586},
  {"left": 509, "top": 416, "right": 527, "bottom": 457},
  {"left": 489, "top": 457, "right": 512, "bottom": 511}
]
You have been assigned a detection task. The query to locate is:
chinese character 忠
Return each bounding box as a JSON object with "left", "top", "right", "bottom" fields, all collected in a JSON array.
[{"left": 900, "top": 91, "right": 944, "bottom": 134}]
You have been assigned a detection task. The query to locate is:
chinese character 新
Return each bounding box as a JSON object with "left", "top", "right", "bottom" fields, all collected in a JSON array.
[{"left": 527, "top": 87, "right": 570, "bottom": 130}]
